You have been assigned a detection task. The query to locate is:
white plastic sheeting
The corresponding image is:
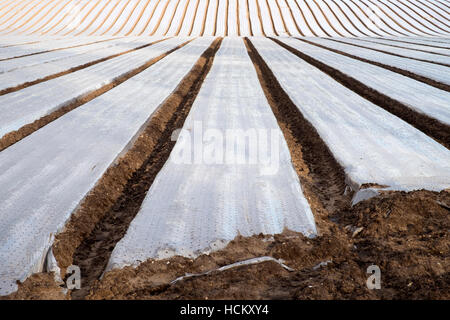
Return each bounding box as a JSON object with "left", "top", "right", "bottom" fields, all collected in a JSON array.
[
  {"left": 0, "top": 0, "right": 449, "bottom": 37},
  {"left": 0, "top": 37, "right": 158, "bottom": 91},
  {"left": 279, "top": 37, "right": 450, "bottom": 126},
  {"left": 0, "top": 37, "right": 187, "bottom": 139},
  {"left": 0, "top": 37, "right": 130, "bottom": 73},
  {"left": 336, "top": 37, "right": 450, "bottom": 65},
  {"left": 0, "top": 37, "right": 213, "bottom": 296},
  {"left": 107, "top": 37, "right": 317, "bottom": 271},
  {"left": 307, "top": 37, "right": 450, "bottom": 85},
  {"left": 251, "top": 37, "right": 450, "bottom": 195}
]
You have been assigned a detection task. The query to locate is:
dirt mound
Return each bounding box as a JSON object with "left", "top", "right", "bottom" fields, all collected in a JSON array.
[{"left": 81, "top": 190, "right": 448, "bottom": 300}]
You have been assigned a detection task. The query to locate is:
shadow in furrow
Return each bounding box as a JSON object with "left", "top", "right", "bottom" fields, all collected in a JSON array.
[
  {"left": 0, "top": 38, "right": 178, "bottom": 152},
  {"left": 52, "top": 38, "right": 223, "bottom": 300},
  {"left": 275, "top": 38, "right": 450, "bottom": 149},
  {"left": 328, "top": 38, "right": 450, "bottom": 67},
  {"left": 297, "top": 37, "right": 450, "bottom": 92}
]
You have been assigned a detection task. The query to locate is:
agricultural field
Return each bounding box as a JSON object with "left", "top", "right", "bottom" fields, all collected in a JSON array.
[{"left": 0, "top": 0, "right": 449, "bottom": 301}]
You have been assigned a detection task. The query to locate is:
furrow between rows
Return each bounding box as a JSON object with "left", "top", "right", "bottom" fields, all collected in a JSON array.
[
  {"left": 274, "top": 37, "right": 450, "bottom": 149},
  {"left": 53, "top": 37, "right": 222, "bottom": 299}
]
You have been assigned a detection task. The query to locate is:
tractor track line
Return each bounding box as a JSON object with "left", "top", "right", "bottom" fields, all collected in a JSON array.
[
  {"left": 0, "top": 37, "right": 173, "bottom": 152},
  {"left": 244, "top": 37, "right": 351, "bottom": 226},
  {"left": 52, "top": 38, "right": 222, "bottom": 300},
  {"left": 0, "top": 0, "right": 17, "bottom": 15},
  {"left": 275, "top": 37, "right": 450, "bottom": 149},
  {"left": 39, "top": 0, "right": 76, "bottom": 35},
  {"left": 328, "top": 38, "right": 450, "bottom": 68},
  {"left": 0, "top": 37, "right": 120, "bottom": 62},
  {"left": 431, "top": 0, "right": 450, "bottom": 12},
  {"left": 403, "top": 36, "right": 450, "bottom": 45},
  {"left": 298, "top": 38, "right": 450, "bottom": 92}
]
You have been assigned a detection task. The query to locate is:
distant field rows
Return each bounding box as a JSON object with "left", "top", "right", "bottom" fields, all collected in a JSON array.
[
  {"left": 0, "top": 34, "right": 449, "bottom": 295},
  {"left": 0, "top": 0, "right": 449, "bottom": 37}
]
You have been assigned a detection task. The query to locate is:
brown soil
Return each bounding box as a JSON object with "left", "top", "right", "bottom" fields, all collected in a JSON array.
[
  {"left": 2, "top": 37, "right": 449, "bottom": 301},
  {"left": 1, "top": 273, "right": 67, "bottom": 300},
  {"left": 329, "top": 38, "right": 450, "bottom": 67},
  {"left": 0, "top": 38, "right": 168, "bottom": 96},
  {"left": 300, "top": 38, "right": 450, "bottom": 93},
  {"left": 0, "top": 38, "right": 186, "bottom": 152},
  {"left": 284, "top": 0, "right": 304, "bottom": 36},
  {"left": 356, "top": 38, "right": 450, "bottom": 57},
  {"left": 303, "top": 0, "right": 332, "bottom": 37},
  {"left": 6, "top": 189, "right": 449, "bottom": 300},
  {"left": 264, "top": 0, "right": 279, "bottom": 36},
  {"left": 187, "top": 0, "right": 200, "bottom": 36},
  {"left": 53, "top": 38, "right": 223, "bottom": 300},
  {"left": 255, "top": 0, "right": 267, "bottom": 36},
  {"left": 213, "top": 0, "right": 219, "bottom": 36},
  {"left": 245, "top": 0, "right": 253, "bottom": 36},
  {"left": 0, "top": 37, "right": 120, "bottom": 62},
  {"left": 380, "top": 38, "right": 450, "bottom": 50},
  {"left": 200, "top": 0, "right": 211, "bottom": 36},
  {"left": 244, "top": 37, "right": 351, "bottom": 231},
  {"left": 0, "top": 40, "right": 40, "bottom": 48},
  {"left": 84, "top": 190, "right": 449, "bottom": 300},
  {"left": 276, "top": 38, "right": 450, "bottom": 149},
  {"left": 318, "top": 0, "right": 358, "bottom": 37}
]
